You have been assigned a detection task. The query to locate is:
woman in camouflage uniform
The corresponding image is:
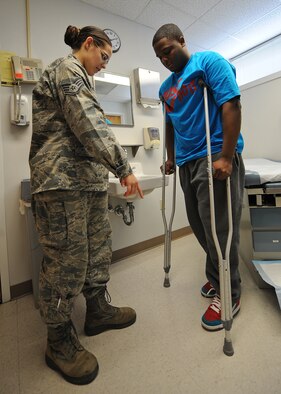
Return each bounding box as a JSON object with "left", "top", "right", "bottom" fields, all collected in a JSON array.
[{"left": 30, "top": 25, "right": 143, "bottom": 385}]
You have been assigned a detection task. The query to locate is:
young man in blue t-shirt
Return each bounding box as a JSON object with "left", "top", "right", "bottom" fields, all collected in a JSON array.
[{"left": 153, "top": 23, "right": 245, "bottom": 331}]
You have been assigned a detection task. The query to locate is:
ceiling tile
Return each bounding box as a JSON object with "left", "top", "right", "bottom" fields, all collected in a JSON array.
[
  {"left": 163, "top": 0, "right": 221, "bottom": 18},
  {"left": 78, "top": 0, "right": 281, "bottom": 59},
  {"left": 211, "top": 36, "right": 251, "bottom": 59},
  {"left": 201, "top": 0, "right": 281, "bottom": 34},
  {"left": 186, "top": 42, "right": 206, "bottom": 54},
  {"left": 136, "top": 0, "right": 196, "bottom": 31},
  {"left": 214, "top": 5, "right": 281, "bottom": 59},
  {"left": 183, "top": 20, "right": 229, "bottom": 50},
  {"left": 80, "top": 0, "right": 150, "bottom": 20},
  {"left": 234, "top": 5, "right": 281, "bottom": 48}
]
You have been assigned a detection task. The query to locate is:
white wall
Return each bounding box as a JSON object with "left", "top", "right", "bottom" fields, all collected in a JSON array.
[
  {"left": 0, "top": 0, "right": 186, "bottom": 289},
  {"left": 231, "top": 35, "right": 281, "bottom": 160},
  {"left": 0, "top": 0, "right": 34, "bottom": 288},
  {"left": 239, "top": 71, "right": 281, "bottom": 161}
]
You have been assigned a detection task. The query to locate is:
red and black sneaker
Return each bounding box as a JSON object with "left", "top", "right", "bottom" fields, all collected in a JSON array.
[
  {"left": 201, "top": 281, "right": 217, "bottom": 298},
  {"left": 201, "top": 296, "right": 240, "bottom": 331}
]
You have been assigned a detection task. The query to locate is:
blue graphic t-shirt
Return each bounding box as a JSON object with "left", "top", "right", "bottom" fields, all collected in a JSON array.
[{"left": 159, "top": 51, "right": 244, "bottom": 166}]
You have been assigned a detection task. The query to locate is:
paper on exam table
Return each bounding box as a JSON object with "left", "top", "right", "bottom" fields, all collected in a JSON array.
[
  {"left": 252, "top": 260, "right": 281, "bottom": 309},
  {"left": 244, "top": 158, "right": 281, "bottom": 184}
]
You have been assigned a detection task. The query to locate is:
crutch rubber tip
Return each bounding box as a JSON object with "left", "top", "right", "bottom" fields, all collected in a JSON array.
[
  {"left": 223, "top": 339, "right": 234, "bottom": 357},
  {"left": 163, "top": 278, "right": 170, "bottom": 287}
]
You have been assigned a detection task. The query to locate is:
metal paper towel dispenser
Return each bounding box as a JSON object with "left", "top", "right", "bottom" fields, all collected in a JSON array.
[{"left": 134, "top": 68, "right": 161, "bottom": 108}]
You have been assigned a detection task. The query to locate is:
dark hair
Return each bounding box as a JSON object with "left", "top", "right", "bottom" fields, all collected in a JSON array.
[
  {"left": 64, "top": 25, "right": 112, "bottom": 50},
  {"left": 152, "top": 23, "right": 183, "bottom": 46}
]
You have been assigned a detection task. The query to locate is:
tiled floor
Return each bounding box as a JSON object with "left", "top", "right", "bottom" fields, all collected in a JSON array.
[{"left": 1, "top": 234, "right": 281, "bottom": 394}]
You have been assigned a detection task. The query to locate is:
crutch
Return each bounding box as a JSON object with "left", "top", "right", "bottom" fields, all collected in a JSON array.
[
  {"left": 200, "top": 80, "right": 234, "bottom": 356},
  {"left": 161, "top": 99, "right": 177, "bottom": 287}
]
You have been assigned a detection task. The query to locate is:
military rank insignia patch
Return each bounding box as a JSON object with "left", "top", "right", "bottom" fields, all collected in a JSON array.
[{"left": 60, "top": 77, "right": 84, "bottom": 95}]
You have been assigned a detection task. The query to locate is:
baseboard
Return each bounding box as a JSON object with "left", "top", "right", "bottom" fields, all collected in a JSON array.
[
  {"left": 112, "top": 226, "right": 192, "bottom": 263},
  {"left": 9, "top": 226, "right": 192, "bottom": 300},
  {"left": 10, "top": 280, "right": 33, "bottom": 300}
]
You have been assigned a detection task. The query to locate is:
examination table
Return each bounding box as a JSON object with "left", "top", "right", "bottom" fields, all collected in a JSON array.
[{"left": 239, "top": 158, "right": 281, "bottom": 307}]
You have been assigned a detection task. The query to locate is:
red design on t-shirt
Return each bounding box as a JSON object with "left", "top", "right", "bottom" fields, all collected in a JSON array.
[{"left": 163, "top": 79, "right": 197, "bottom": 113}]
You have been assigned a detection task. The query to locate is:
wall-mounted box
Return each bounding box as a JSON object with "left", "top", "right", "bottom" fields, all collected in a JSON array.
[{"left": 134, "top": 68, "right": 161, "bottom": 108}]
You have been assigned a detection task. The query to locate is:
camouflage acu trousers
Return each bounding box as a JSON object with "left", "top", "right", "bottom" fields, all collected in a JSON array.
[{"left": 32, "top": 190, "right": 112, "bottom": 325}]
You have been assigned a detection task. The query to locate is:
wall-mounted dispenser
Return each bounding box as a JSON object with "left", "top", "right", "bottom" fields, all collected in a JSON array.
[
  {"left": 10, "top": 93, "right": 30, "bottom": 126},
  {"left": 143, "top": 127, "right": 160, "bottom": 149},
  {"left": 134, "top": 68, "right": 161, "bottom": 108}
]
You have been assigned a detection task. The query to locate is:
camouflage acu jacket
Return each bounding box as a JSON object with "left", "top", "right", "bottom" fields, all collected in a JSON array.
[{"left": 29, "top": 54, "right": 131, "bottom": 194}]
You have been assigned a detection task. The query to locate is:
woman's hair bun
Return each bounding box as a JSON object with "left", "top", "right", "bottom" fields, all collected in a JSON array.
[
  {"left": 64, "top": 25, "right": 80, "bottom": 48},
  {"left": 64, "top": 25, "right": 111, "bottom": 50}
]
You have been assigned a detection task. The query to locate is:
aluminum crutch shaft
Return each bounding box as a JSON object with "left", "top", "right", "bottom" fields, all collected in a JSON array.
[
  {"left": 201, "top": 80, "right": 234, "bottom": 356},
  {"left": 161, "top": 100, "right": 176, "bottom": 287}
]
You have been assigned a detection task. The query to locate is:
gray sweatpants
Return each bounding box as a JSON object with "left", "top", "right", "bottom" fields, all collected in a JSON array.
[
  {"left": 32, "top": 190, "right": 112, "bottom": 325},
  {"left": 179, "top": 153, "right": 245, "bottom": 302}
]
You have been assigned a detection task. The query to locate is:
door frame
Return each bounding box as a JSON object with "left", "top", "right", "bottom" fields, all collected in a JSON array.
[{"left": 0, "top": 86, "right": 11, "bottom": 303}]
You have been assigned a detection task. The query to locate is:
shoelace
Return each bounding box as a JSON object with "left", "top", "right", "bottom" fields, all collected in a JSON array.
[
  {"left": 209, "top": 296, "right": 221, "bottom": 314},
  {"left": 105, "top": 287, "right": 112, "bottom": 304},
  {"left": 50, "top": 321, "right": 83, "bottom": 360},
  {"left": 64, "top": 321, "right": 84, "bottom": 356},
  {"left": 99, "top": 287, "right": 119, "bottom": 314}
]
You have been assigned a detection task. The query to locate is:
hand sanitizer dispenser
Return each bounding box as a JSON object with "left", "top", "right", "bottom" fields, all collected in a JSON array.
[{"left": 143, "top": 127, "right": 160, "bottom": 150}]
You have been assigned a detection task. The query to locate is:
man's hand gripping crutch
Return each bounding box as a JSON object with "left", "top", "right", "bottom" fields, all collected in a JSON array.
[{"left": 199, "top": 80, "right": 235, "bottom": 356}]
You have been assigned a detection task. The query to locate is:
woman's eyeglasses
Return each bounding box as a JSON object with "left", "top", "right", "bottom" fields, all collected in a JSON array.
[{"left": 98, "top": 47, "right": 110, "bottom": 64}]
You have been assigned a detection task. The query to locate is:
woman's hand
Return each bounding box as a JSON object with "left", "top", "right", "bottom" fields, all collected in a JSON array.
[{"left": 120, "top": 174, "right": 144, "bottom": 198}]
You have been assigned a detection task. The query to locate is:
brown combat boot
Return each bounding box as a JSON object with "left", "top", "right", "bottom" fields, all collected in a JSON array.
[
  {"left": 46, "top": 320, "right": 99, "bottom": 385},
  {"left": 84, "top": 287, "right": 136, "bottom": 336}
]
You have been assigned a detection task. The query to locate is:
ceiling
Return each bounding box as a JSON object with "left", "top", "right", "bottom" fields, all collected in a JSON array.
[{"left": 80, "top": 0, "right": 281, "bottom": 59}]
